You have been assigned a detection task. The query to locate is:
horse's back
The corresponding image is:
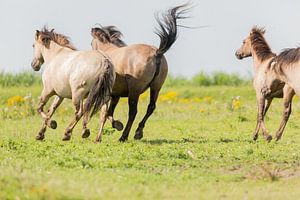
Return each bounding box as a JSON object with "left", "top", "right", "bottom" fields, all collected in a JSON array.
[
  {"left": 108, "top": 44, "right": 168, "bottom": 95},
  {"left": 45, "top": 50, "right": 112, "bottom": 98}
]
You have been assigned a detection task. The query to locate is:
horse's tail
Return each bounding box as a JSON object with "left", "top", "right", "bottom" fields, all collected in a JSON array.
[
  {"left": 155, "top": 4, "right": 189, "bottom": 58},
  {"left": 151, "top": 4, "right": 190, "bottom": 83},
  {"left": 84, "top": 59, "right": 115, "bottom": 119}
]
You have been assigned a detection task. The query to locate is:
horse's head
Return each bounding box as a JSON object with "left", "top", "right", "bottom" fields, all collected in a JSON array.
[
  {"left": 235, "top": 33, "right": 252, "bottom": 60},
  {"left": 236, "top": 27, "right": 270, "bottom": 61},
  {"left": 31, "top": 30, "right": 51, "bottom": 71}
]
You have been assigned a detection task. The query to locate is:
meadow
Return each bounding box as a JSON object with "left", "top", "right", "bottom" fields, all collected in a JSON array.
[{"left": 1, "top": 72, "right": 300, "bottom": 200}]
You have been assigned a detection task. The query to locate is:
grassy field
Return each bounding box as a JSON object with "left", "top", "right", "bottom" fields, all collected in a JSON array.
[{"left": 1, "top": 81, "right": 300, "bottom": 199}]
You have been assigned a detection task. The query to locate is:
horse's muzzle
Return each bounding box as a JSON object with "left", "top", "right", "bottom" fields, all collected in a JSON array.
[
  {"left": 31, "top": 60, "right": 41, "bottom": 71},
  {"left": 235, "top": 51, "right": 243, "bottom": 60}
]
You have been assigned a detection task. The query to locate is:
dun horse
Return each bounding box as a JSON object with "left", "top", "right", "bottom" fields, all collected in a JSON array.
[
  {"left": 31, "top": 28, "right": 115, "bottom": 142},
  {"left": 263, "top": 47, "right": 300, "bottom": 140},
  {"left": 235, "top": 26, "right": 295, "bottom": 141},
  {"left": 90, "top": 5, "right": 189, "bottom": 142}
]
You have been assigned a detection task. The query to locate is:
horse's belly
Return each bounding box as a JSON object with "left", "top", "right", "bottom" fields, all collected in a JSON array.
[{"left": 54, "top": 86, "right": 72, "bottom": 99}]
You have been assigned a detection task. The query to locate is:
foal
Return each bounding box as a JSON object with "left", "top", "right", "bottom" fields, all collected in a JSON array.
[
  {"left": 235, "top": 26, "right": 294, "bottom": 141},
  {"left": 91, "top": 5, "right": 189, "bottom": 142},
  {"left": 264, "top": 48, "right": 300, "bottom": 140},
  {"left": 31, "top": 28, "right": 115, "bottom": 142}
]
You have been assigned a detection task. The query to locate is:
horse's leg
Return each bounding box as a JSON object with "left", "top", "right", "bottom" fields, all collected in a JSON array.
[
  {"left": 257, "top": 95, "right": 272, "bottom": 142},
  {"left": 253, "top": 97, "right": 272, "bottom": 140},
  {"left": 263, "top": 98, "right": 273, "bottom": 116},
  {"left": 134, "top": 88, "right": 159, "bottom": 140},
  {"left": 62, "top": 99, "right": 83, "bottom": 141},
  {"left": 275, "top": 87, "right": 295, "bottom": 141},
  {"left": 94, "top": 103, "right": 108, "bottom": 143},
  {"left": 119, "top": 94, "right": 139, "bottom": 142},
  {"left": 45, "top": 96, "right": 64, "bottom": 129},
  {"left": 107, "top": 96, "right": 123, "bottom": 131},
  {"left": 36, "top": 89, "right": 54, "bottom": 140}
]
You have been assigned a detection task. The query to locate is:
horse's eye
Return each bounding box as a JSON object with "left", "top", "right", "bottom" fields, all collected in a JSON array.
[
  {"left": 242, "top": 41, "right": 245, "bottom": 44},
  {"left": 32, "top": 44, "right": 35, "bottom": 48}
]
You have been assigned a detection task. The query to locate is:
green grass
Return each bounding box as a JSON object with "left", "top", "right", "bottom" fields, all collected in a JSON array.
[{"left": 1, "top": 84, "right": 300, "bottom": 199}]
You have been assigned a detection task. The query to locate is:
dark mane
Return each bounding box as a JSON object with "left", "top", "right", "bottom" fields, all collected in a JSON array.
[
  {"left": 91, "top": 26, "right": 127, "bottom": 47},
  {"left": 39, "top": 27, "right": 77, "bottom": 50},
  {"left": 250, "top": 26, "right": 275, "bottom": 62},
  {"left": 275, "top": 48, "right": 300, "bottom": 67}
]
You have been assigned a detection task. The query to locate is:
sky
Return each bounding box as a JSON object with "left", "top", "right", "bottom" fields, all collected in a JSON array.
[{"left": 0, "top": 0, "right": 300, "bottom": 77}]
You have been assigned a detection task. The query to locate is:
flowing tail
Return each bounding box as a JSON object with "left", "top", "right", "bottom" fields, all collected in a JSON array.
[
  {"left": 84, "top": 59, "right": 115, "bottom": 119},
  {"left": 155, "top": 4, "right": 190, "bottom": 58},
  {"left": 150, "top": 4, "right": 190, "bottom": 83}
]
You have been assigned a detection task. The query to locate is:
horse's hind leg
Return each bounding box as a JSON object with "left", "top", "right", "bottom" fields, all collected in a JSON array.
[
  {"left": 134, "top": 88, "right": 159, "bottom": 140},
  {"left": 94, "top": 103, "right": 108, "bottom": 143},
  {"left": 107, "top": 96, "right": 123, "bottom": 131},
  {"left": 275, "top": 87, "right": 295, "bottom": 141},
  {"left": 63, "top": 99, "right": 83, "bottom": 141},
  {"left": 119, "top": 94, "right": 139, "bottom": 142},
  {"left": 36, "top": 89, "right": 54, "bottom": 140}
]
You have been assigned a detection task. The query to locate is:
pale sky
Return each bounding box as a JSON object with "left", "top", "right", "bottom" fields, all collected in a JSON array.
[{"left": 0, "top": 0, "right": 300, "bottom": 77}]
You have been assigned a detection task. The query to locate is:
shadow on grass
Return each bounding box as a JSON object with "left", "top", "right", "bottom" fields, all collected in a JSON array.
[
  {"left": 216, "top": 137, "right": 254, "bottom": 143},
  {"left": 141, "top": 138, "right": 208, "bottom": 145}
]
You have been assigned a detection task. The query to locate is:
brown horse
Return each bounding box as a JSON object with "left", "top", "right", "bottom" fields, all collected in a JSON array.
[
  {"left": 91, "top": 4, "right": 189, "bottom": 142},
  {"left": 235, "top": 26, "right": 295, "bottom": 141}
]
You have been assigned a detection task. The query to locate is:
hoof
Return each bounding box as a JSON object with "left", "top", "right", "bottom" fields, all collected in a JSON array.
[
  {"left": 265, "top": 135, "right": 273, "bottom": 142},
  {"left": 62, "top": 134, "right": 71, "bottom": 141},
  {"left": 82, "top": 129, "right": 91, "bottom": 138},
  {"left": 36, "top": 134, "right": 45, "bottom": 141},
  {"left": 47, "top": 120, "right": 57, "bottom": 129},
  {"left": 252, "top": 134, "right": 258, "bottom": 141},
  {"left": 134, "top": 130, "right": 143, "bottom": 140},
  {"left": 119, "top": 137, "right": 127, "bottom": 143},
  {"left": 112, "top": 120, "right": 124, "bottom": 131},
  {"left": 275, "top": 135, "right": 282, "bottom": 142},
  {"left": 94, "top": 139, "right": 102, "bottom": 144}
]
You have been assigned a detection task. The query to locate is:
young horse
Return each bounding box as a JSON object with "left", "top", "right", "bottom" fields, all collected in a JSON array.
[
  {"left": 235, "top": 26, "right": 295, "bottom": 141},
  {"left": 31, "top": 28, "right": 115, "bottom": 142},
  {"left": 264, "top": 48, "right": 300, "bottom": 140},
  {"left": 90, "top": 5, "right": 189, "bottom": 142}
]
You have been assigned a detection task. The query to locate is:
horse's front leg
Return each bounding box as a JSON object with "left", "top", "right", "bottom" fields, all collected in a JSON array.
[
  {"left": 275, "top": 86, "right": 295, "bottom": 141},
  {"left": 257, "top": 94, "right": 272, "bottom": 142},
  {"left": 119, "top": 95, "right": 139, "bottom": 142},
  {"left": 263, "top": 98, "right": 273, "bottom": 116},
  {"left": 36, "top": 89, "right": 54, "bottom": 140},
  {"left": 62, "top": 99, "right": 83, "bottom": 141},
  {"left": 107, "top": 96, "right": 123, "bottom": 131},
  {"left": 45, "top": 96, "right": 64, "bottom": 129}
]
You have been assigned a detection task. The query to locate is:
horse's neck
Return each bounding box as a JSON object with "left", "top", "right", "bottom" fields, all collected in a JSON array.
[
  {"left": 43, "top": 42, "right": 72, "bottom": 63},
  {"left": 252, "top": 51, "right": 274, "bottom": 74},
  {"left": 100, "top": 43, "right": 119, "bottom": 52}
]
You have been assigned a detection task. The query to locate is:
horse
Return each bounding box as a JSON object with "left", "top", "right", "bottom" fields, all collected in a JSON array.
[
  {"left": 235, "top": 26, "right": 295, "bottom": 141},
  {"left": 90, "top": 4, "right": 189, "bottom": 142},
  {"left": 263, "top": 47, "right": 300, "bottom": 140},
  {"left": 31, "top": 27, "right": 115, "bottom": 143}
]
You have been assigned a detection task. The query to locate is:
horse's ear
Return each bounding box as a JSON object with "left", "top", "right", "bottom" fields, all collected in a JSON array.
[
  {"left": 36, "top": 30, "right": 40, "bottom": 36},
  {"left": 41, "top": 35, "right": 51, "bottom": 46}
]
